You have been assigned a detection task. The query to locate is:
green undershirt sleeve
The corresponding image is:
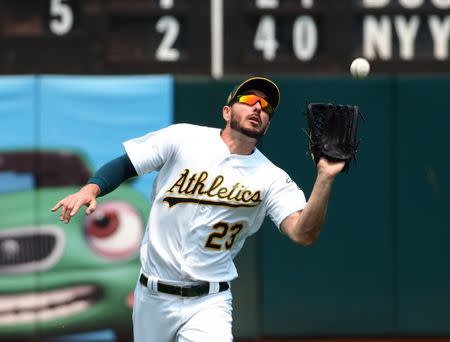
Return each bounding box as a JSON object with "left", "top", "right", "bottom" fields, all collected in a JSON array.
[{"left": 87, "top": 153, "right": 138, "bottom": 197}]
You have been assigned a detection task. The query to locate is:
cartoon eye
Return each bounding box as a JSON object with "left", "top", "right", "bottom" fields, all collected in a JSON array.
[{"left": 84, "top": 201, "right": 144, "bottom": 260}]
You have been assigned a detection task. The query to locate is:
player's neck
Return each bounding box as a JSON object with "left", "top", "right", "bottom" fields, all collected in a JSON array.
[{"left": 220, "top": 128, "right": 256, "bottom": 155}]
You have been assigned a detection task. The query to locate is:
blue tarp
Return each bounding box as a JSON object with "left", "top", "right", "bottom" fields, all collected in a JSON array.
[{"left": 0, "top": 75, "right": 174, "bottom": 199}]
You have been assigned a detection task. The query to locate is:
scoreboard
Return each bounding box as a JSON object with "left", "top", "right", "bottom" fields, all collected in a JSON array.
[{"left": 0, "top": 0, "right": 448, "bottom": 76}]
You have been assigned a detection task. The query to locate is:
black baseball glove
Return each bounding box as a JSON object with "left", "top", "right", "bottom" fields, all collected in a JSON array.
[{"left": 305, "top": 102, "right": 362, "bottom": 172}]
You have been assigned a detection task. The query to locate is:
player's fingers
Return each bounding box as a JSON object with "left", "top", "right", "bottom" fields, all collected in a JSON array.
[
  {"left": 51, "top": 201, "right": 63, "bottom": 212},
  {"left": 52, "top": 194, "right": 74, "bottom": 212},
  {"left": 60, "top": 204, "right": 70, "bottom": 222},
  {"left": 69, "top": 198, "right": 86, "bottom": 217},
  {"left": 60, "top": 199, "right": 77, "bottom": 223},
  {"left": 85, "top": 199, "right": 97, "bottom": 215}
]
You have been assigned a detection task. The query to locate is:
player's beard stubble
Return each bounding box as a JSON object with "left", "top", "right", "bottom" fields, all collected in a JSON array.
[{"left": 229, "top": 110, "right": 268, "bottom": 139}]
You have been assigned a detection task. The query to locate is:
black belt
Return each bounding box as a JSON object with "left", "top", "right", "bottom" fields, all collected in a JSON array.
[{"left": 139, "top": 273, "right": 229, "bottom": 297}]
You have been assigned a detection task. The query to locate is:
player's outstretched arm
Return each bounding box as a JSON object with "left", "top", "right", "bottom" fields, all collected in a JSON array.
[
  {"left": 51, "top": 184, "right": 100, "bottom": 224},
  {"left": 280, "top": 157, "right": 345, "bottom": 246},
  {"left": 51, "top": 153, "right": 138, "bottom": 224}
]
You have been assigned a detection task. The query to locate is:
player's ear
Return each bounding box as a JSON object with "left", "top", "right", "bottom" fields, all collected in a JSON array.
[{"left": 223, "top": 105, "right": 232, "bottom": 122}]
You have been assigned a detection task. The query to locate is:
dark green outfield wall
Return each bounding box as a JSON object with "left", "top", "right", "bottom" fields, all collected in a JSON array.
[{"left": 174, "top": 76, "right": 450, "bottom": 338}]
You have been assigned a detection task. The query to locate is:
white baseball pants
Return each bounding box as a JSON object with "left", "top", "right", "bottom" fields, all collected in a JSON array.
[{"left": 132, "top": 280, "right": 233, "bottom": 342}]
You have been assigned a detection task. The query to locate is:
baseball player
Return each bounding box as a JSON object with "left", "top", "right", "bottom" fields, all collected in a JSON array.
[{"left": 51, "top": 77, "right": 345, "bottom": 342}]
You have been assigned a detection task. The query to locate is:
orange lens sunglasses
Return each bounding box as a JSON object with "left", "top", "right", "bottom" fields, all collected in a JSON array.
[{"left": 235, "top": 94, "right": 274, "bottom": 114}]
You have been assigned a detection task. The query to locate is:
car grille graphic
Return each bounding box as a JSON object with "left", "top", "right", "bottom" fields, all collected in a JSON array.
[
  {"left": 0, "top": 235, "right": 55, "bottom": 265},
  {"left": 0, "top": 226, "right": 65, "bottom": 274}
]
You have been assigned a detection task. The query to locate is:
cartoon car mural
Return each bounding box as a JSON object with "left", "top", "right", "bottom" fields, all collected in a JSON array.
[{"left": 0, "top": 150, "right": 148, "bottom": 340}]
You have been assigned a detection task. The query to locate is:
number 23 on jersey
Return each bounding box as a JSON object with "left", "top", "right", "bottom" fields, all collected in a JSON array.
[{"left": 204, "top": 221, "right": 244, "bottom": 251}]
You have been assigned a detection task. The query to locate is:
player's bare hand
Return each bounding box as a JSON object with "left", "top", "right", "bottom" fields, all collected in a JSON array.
[
  {"left": 316, "top": 157, "right": 346, "bottom": 178},
  {"left": 51, "top": 184, "right": 100, "bottom": 224}
]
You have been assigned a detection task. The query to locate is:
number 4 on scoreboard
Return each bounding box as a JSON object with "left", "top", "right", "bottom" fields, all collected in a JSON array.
[{"left": 254, "top": 16, "right": 279, "bottom": 61}]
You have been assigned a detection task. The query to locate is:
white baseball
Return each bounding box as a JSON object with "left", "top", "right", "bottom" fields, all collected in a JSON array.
[{"left": 350, "top": 58, "right": 370, "bottom": 79}]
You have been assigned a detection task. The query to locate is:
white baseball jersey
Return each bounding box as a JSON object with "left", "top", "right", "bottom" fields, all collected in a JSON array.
[{"left": 124, "top": 123, "right": 306, "bottom": 283}]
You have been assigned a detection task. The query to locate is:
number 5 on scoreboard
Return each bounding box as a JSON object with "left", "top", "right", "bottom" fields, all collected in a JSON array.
[{"left": 49, "top": 0, "right": 74, "bottom": 36}]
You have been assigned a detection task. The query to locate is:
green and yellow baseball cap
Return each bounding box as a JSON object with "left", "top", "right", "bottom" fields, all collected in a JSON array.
[{"left": 227, "top": 76, "right": 280, "bottom": 112}]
